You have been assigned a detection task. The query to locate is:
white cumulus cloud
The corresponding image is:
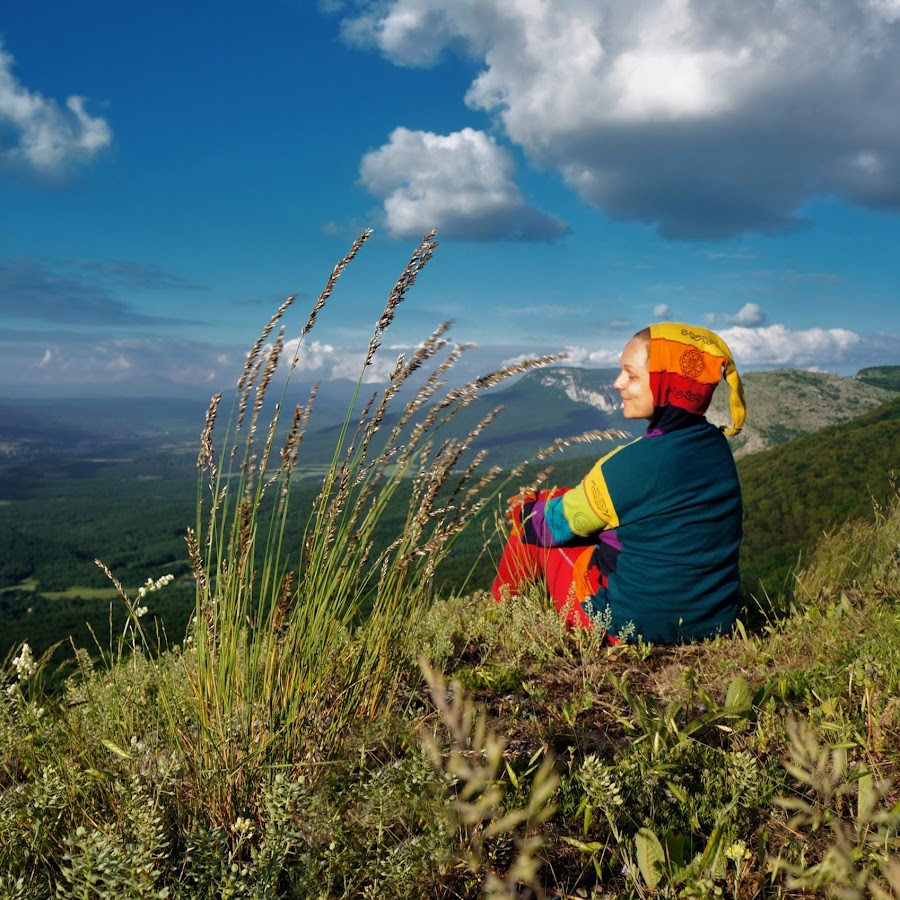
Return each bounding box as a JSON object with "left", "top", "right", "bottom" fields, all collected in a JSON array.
[
  {"left": 726, "top": 302, "right": 767, "bottom": 327},
  {"left": 718, "top": 323, "right": 862, "bottom": 368},
  {"left": 359, "top": 126, "right": 569, "bottom": 241},
  {"left": 282, "top": 338, "right": 399, "bottom": 382},
  {"left": 340, "top": 0, "right": 900, "bottom": 239},
  {"left": 0, "top": 40, "right": 112, "bottom": 176},
  {"left": 558, "top": 345, "right": 622, "bottom": 368}
]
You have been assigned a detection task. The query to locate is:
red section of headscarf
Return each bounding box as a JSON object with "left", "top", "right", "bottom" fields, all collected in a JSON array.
[{"left": 650, "top": 371, "right": 718, "bottom": 415}]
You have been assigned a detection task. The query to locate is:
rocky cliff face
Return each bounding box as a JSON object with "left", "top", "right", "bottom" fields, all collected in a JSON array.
[
  {"left": 706, "top": 368, "right": 896, "bottom": 456},
  {"left": 534, "top": 368, "right": 621, "bottom": 414}
]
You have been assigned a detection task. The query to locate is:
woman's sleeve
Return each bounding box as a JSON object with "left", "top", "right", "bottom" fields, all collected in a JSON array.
[
  {"left": 520, "top": 445, "right": 627, "bottom": 545},
  {"left": 558, "top": 456, "right": 619, "bottom": 534}
]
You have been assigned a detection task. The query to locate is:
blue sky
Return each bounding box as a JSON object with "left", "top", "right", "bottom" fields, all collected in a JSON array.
[{"left": 1, "top": 0, "right": 899, "bottom": 397}]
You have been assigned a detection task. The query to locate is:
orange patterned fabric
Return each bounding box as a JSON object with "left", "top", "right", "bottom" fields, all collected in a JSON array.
[{"left": 650, "top": 339, "right": 729, "bottom": 385}]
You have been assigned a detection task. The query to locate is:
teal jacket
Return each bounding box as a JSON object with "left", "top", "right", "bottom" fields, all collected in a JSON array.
[{"left": 522, "top": 420, "right": 742, "bottom": 643}]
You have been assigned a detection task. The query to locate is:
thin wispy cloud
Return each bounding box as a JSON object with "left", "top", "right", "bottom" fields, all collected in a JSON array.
[
  {"left": 68, "top": 260, "right": 206, "bottom": 292},
  {"left": 0, "top": 331, "right": 240, "bottom": 391},
  {"left": 0, "top": 259, "right": 202, "bottom": 327},
  {"left": 340, "top": 0, "right": 900, "bottom": 239},
  {"left": 0, "top": 40, "right": 111, "bottom": 177},
  {"left": 512, "top": 303, "right": 591, "bottom": 317},
  {"left": 715, "top": 268, "right": 842, "bottom": 285}
]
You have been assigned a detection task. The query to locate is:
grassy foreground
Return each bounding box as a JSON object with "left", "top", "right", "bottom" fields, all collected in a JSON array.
[{"left": 2, "top": 236, "right": 900, "bottom": 898}]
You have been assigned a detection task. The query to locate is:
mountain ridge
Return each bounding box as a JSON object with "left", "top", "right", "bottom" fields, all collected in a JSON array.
[{"left": 1, "top": 365, "right": 897, "bottom": 469}]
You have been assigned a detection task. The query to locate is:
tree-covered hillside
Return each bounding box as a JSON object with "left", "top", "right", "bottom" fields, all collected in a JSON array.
[
  {"left": 855, "top": 364, "right": 900, "bottom": 392},
  {"left": 737, "top": 394, "right": 900, "bottom": 606}
]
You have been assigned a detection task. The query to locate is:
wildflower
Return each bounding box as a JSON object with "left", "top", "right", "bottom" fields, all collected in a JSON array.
[
  {"left": 11, "top": 642, "right": 35, "bottom": 679},
  {"left": 137, "top": 573, "right": 175, "bottom": 599},
  {"left": 5, "top": 643, "right": 38, "bottom": 698},
  {"left": 135, "top": 573, "right": 174, "bottom": 616},
  {"left": 579, "top": 754, "right": 624, "bottom": 809},
  {"left": 233, "top": 816, "right": 255, "bottom": 838},
  {"left": 725, "top": 840, "right": 751, "bottom": 863}
]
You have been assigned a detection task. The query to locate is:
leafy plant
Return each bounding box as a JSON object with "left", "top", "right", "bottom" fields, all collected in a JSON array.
[
  {"left": 418, "top": 658, "right": 558, "bottom": 899},
  {"left": 771, "top": 717, "right": 900, "bottom": 898}
]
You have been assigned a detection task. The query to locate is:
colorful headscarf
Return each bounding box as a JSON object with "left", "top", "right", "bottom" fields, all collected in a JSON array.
[{"left": 649, "top": 323, "right": 746, "bottom": 436}]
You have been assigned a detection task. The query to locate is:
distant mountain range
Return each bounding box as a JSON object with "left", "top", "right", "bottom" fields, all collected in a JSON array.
[{"left": 1, "top": 365, "right": 898, "bottom": 471}]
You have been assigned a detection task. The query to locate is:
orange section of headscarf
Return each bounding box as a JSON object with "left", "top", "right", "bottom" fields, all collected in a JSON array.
[
  {"left": 649, "top": 322, "right": 747, "bottom": 436},
  {"left": 650, "top": 338, "right": 728, "bottom": 385}
]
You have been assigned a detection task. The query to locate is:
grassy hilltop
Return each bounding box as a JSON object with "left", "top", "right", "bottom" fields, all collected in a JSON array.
[{"left": 2, "top": 237, "right": 900, "bottom": 898}]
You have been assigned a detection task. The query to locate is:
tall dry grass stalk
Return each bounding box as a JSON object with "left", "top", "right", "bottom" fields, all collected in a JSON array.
[{"left": 174, "top": 230, "right": 573, "bottom": 822}]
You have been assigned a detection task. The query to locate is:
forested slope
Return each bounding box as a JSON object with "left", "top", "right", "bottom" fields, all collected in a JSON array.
[{"left": 737, "top": 395, "right": 900, "bottom": 604}]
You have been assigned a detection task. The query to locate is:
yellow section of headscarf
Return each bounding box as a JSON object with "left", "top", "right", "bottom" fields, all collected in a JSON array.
[{"left": 649, "top": 322, "right": 747, "bottom": 436}]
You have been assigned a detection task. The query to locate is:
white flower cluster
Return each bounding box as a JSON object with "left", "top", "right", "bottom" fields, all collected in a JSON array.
[
  {"left": 5, "top": 642, "right": 36, "bottom": 696},
  {"left": 137, "top": 573, "right": 175, "bottom": 598},
  {"left": 11, "top": 642, "right": 35, "bottom": 678},
  {"left": 135, "top": 573, "right": 175, "bottom": 617}
]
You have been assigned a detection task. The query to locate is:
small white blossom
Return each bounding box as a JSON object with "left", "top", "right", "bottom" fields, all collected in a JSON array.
[
  {"left": 138, "top": 573, "right": 175, "bottom": 599},
  {"left": 134, "top": 573, "right": 174, "bottom": 611}
]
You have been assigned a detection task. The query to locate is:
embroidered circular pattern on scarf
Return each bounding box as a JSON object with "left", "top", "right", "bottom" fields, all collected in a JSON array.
[{"left": 679, "top": 346, "right": 704, "bottom": 379}]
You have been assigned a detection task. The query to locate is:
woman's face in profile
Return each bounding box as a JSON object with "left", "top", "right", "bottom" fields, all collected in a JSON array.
[{"left": 612, "top": 336, "right": 654, "bottom": 420}]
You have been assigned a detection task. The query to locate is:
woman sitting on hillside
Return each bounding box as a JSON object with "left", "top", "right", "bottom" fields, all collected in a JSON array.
[{"left": 492, "top": 322, "right": 746, "bottom": 645}]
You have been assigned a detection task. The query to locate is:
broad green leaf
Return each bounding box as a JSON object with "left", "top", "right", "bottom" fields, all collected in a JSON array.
[
  {"left": 725, "top": 677, "right": 752, "bottom": 712},
  {"left": 857, "top": 770, "right": 875, "bottom": 821},
  {"left": 666, "top": 780, "right": 688, "bottom": 803},
  {"left": 635, "top": 827, "right": 666, "bottom": 888}
]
